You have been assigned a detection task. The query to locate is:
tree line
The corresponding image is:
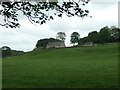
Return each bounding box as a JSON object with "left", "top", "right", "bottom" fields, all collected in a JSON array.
[
  {"left": 36, "top": 26, "right": 120, "bottom": 49},
  {"left": 2, "top": 25, "right": 120, "bottom": 57},
  {"left": 1, "top": 46, "right": 24, "bottom": 58},
  {"left": 79, "top": 26, "right": 120, "bottom": 45},
  {"left": 54, "top": 26, "right": 120, "bottom": 45}
]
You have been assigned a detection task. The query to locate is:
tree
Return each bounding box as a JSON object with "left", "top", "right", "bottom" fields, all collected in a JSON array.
[
  {"left": 36, "top": 38, "right": 61, "bottom": 49},
  {"left": 2, "top": 46, "right": 12, "bottom": 57},
  {"left": 70, "top": 32, "right": 80, "bottom": 45},
  {"left": 109, "top": 26, "right": 120, "bottom": 42},
  {"left": 36, "top": 38, "right": 49, "bottom": 49},
  {"left": 78, "top": 36, "right": 89, "bottom": 45},
  {"left": 88, "top": 31, "right": 99, "bottom": 43},
  {"left": 0, "top": 0, "right": 90, "bottom": 28},
  {"left": 56, "top": 32, "right": 66, "bottom": 42},
  {"left": 98, "top": 26, "right": 111, "bottom": 44}
]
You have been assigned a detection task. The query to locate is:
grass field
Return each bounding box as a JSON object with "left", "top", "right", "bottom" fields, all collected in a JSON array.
[{"left": 2, "top": 43, "right": 118, "bottom": 88}]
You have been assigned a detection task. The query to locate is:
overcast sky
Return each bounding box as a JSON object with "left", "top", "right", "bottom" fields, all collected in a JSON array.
[{"left": 0, "top": 0, "right": 119, "bottom": 52}]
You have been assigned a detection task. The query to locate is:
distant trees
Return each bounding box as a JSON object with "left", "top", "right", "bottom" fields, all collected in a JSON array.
[
  {"left": 36, "top": 38, "right": 61, "bottom": 49},
  {"left": 98, "top": 26, "right": 111, "bottom": 44},
  {"left": 88, "top": 31, "right": 99, "bottom": 43},
  {"left": 2, "top": 46, "right": 12, "bottom": 57},
  {"left": 56, "top": 32, "right": 66, "bottom": 42},
  {"left": 78, "top": 26, "right": 120, "bottom": 46},
  {"left": 109, "top": 26, "right": 120, "bottom": 42},
  {"left": 70, "top": 32, "right": 80, "bottom": 45},
  {"left": 1, "top": 46, "right": 24, "bottom": 58},
  {"left": 36, "top": 38, "right": 49, "bottom": 49},
  {"left": 78, "top": 37, "right": 89, "bottom": 45}
]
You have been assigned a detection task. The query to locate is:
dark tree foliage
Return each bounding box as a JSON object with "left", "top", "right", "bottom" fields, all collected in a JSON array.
[
  {"left": 2, "top": 46, "right": 12, "bottom": 57},
  {"left": 36, "top": 39, "right": 49, "bottom": 49},
  {"left": 70, "top": 32, "right": 80, "bottom": 45},
  {"left": 118, "top": 29, "right": 120, "bottom": 41},
  {"left": 1, "top": 46, "right": 24, "bottom": 57},
  {"left": 98, "top": 26, "right": 111, "bottom": 44},
  {"left": 109, "top": 26, "right": 120, "bottom": 42},
  {"left": 78, "top": 26, "right": 120, "bottom": 46},
  {"left": 0, "top": 0, "right": 90, "bottom": 28},
  {"left": 88, "top": 31, "right": 99, "bottom": 43},
  {"left": 11, "top": 50, "right": 24, "bottom": 56},
  {"left": 78, "top": 36, "right": 89, "bottom": 45},
  {"left": 36, "top": 38, "right": 61, "bottom": 49}
]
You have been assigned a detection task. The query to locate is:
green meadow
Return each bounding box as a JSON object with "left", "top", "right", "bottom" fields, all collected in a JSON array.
[{"left": 2, "top": 43, "right": 118, "bottom": 88}]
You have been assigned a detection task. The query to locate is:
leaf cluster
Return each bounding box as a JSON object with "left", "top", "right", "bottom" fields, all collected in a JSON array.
[{"left": 0, "top": 1, "right": 90, "bottom": 28}]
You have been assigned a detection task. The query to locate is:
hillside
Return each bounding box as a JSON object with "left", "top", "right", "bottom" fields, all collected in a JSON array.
[{"left": 2, "top": 43, "right": 118, "bottom": 88}]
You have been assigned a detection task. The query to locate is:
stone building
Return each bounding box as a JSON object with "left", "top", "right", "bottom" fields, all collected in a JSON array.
[
  {"left": 81, "top": 42, "right": 94, "bottom": 47},
  {"left": 46, "top": 41, "right": 65, "bottom": 48}
]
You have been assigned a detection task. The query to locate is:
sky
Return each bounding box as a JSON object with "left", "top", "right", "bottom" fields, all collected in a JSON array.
[{"left": 0, "top": 0, "right": 119, "bottom": 52}]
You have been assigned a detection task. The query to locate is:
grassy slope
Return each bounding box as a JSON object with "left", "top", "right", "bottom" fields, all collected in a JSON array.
[{"left": 2, "top": 43, "right": 118, "bottom": 88}]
